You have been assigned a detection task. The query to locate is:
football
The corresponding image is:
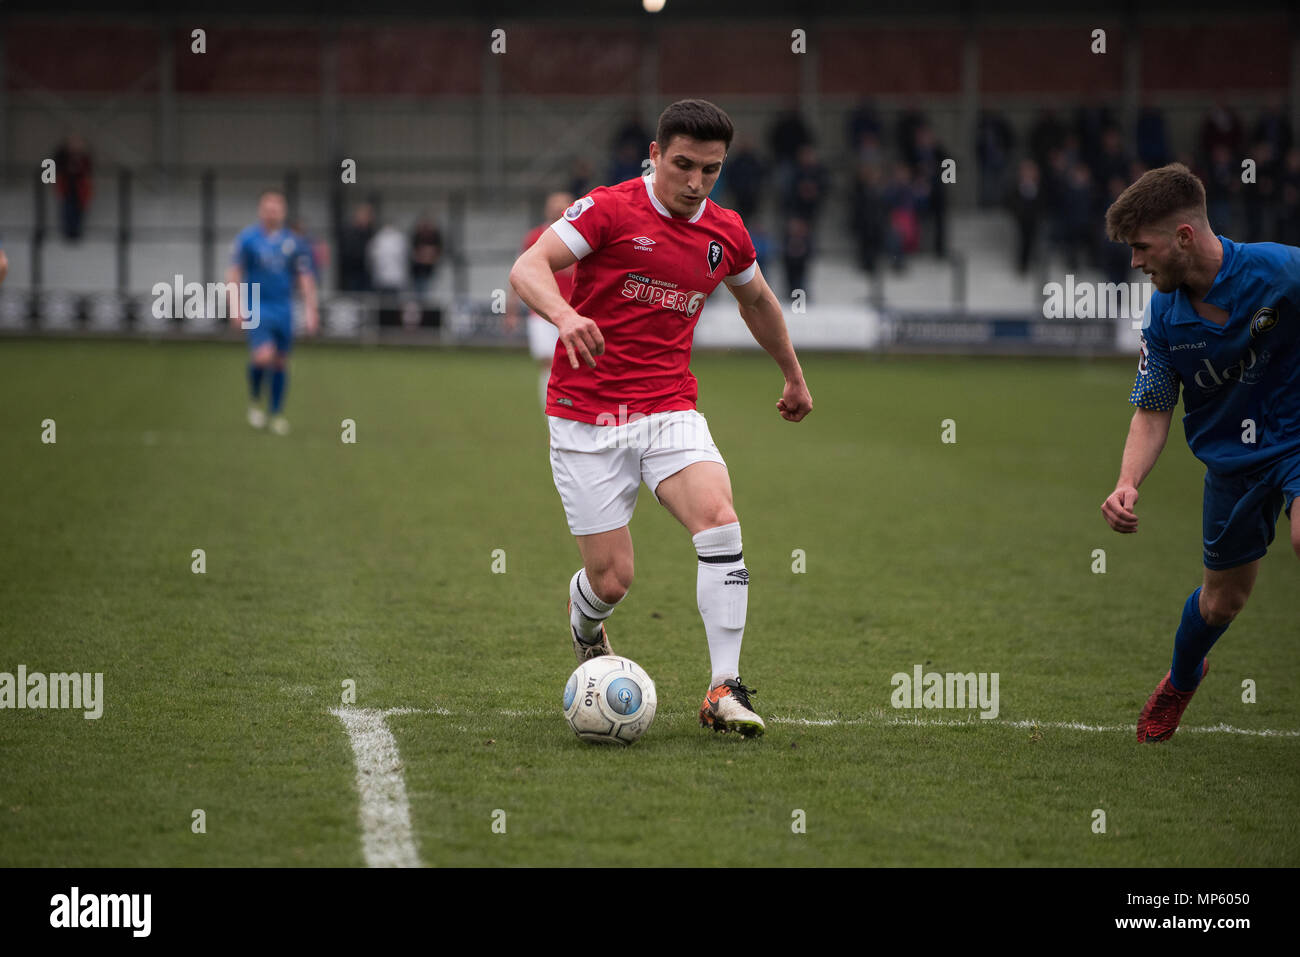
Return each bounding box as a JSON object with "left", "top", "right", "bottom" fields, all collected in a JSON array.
[{"left": 563, "top": 655, "right": 658, "bottom": 745}]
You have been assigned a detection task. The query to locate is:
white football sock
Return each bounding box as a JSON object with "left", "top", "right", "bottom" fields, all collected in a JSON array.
[
  {"left": 570, "top": 568, "right": 621, "bottom": 642},
  {"left": 693, "top": 522, "right": 747, "bottom": 687}
]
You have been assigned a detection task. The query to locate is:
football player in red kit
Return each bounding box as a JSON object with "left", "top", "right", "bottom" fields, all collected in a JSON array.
[{"left": 509, "top": 99, "right": 813, "bottom": 737}]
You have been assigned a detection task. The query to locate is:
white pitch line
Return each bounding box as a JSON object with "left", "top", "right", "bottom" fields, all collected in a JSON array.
[
  {"left": 330, "top": 707, "right": 432, "bottom": 868},
  {"left": 488, "top": 709, "right": 1299, "bottom": 737},
  {"left": 769, "top": 714, "right": 1300, "bottom": 737}
]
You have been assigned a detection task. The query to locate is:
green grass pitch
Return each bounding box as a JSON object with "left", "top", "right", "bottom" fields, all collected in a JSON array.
[{"left": 1, "top": 338, "right": 1296, "bottom": 866}]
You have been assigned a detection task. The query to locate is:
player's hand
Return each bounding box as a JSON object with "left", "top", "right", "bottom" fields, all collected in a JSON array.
[
  {"left": 555, "top": 312, "right": 604, "bottom": 369},
  {"left": 777, "top": 378, "right": 813, "bottom": 422},
  {"left": 1102, "top": 485, "right": 1140, "bottom": 533}
]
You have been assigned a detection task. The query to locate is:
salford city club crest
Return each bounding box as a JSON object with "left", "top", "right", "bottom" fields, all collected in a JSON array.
[{"left": 705, "top": 240, "right": 724, "bottom": 276}]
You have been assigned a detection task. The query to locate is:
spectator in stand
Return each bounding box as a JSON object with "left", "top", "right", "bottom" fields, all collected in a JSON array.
[
  {"left": 854, "top": 129, "right": 885, "bottom": 169},
  {"left": 567, "top": 157, "right": 594, "bottom": 197},
  {"left": 1202, "top": 142, "right": 1239, "bottom": 234},
  {"left": 1029, "top": 108, "right": 1066, "bottom": 170},
  {"left": 723, "top": 138, "right": 765, "bottom": 222},
  {"left": 782, "top": 145, "right": 828, "bottom": 223},
  {"left": 608, "top": 141, "right": 643, "bottom": 186},
  {"left": 611, "top": 115, "right": 651, "bottom": 159},
  {"left": 884, "top": 162, "right": 920, "bottom": 270},
  {"left": 1059, "top": 161, "right": 1097, "bottom": 271},
  {"left": 53, "top": 135, "right": 93, "bottom": 242},
  {"left": 847, "top": 99, "right": 882, "bottom": 153},
  {"left": 1243, "top": 139, "right": 1279, "bottom": 242},
  {"left": 1199, "top": 103, "right": 1244, "bottom": 166},
  {"left": 768, "top": 107, "right": 813, "bottom": 182},
  {"left": 1091, "top": 126, "right": 1131, "bottom": 191},
  {"left": 409, "top": 216, "right": 444, "bottom": 300},
  {"left": 1135, "top": 104, "right": 1171, "bottom": 169},
  {"left": 337, "top": 203, "right": 375, "bottom": 292},
  {"left": 850, "top": 162, "right": 887, "bottom": 274},
  {"left": 1074, "top": 101, "right": 1117, "bottom": 177},
  {"left": 1041, "top": 145, "right": 1071, "bottom": 259},
  {"left": 782, "top": 215, "right": 813, "bottom": 301},
  {"left": 1005, "top": 158, "right": 1043, "bottom": 276},
  {"left": 367, "top": 222, "right": 410, "bottom": 298},
  {"left": 1251, "top": 95, "right": 1292, "bottom": 161},
  {"left": 911, "top": 122, "right": 948, "bottom": 257},
  {"left": 895, "top": 103, "right": 926, "bottom": 171},
  {"left": 1100, "top": 174, "right": 1134, "bottom": 287},
  {"left": 976, "top": 109, "right": 1015, "bottom": 208}
]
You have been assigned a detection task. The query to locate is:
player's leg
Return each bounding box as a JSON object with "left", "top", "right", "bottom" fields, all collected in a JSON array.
[
  {"left": 550, "top": 415, "right": 641, "bottom": 661},
  {"left": 1138, "top": 467, "right": 1277, "bottom": 742},
  {"left": 1136, "top": 559, "right": 1258, "bottom": 743},
  {"left": 246, "top": 339, "right": 276, "bottom": 429},
  {"left": 1292, "top": 500, "right": 1300, "bottom": 561},
  {"left": 568, "top": 526, "right": 635, "bottom": 659},
  {"left": 268, "top": 323, "right": 293, "bottom": 434},
  {"left": 655, "top": 461, "right": 750, "bottom": 686},
  {"left": 647, "top": 414, "right": 762, "bottom": 737}
]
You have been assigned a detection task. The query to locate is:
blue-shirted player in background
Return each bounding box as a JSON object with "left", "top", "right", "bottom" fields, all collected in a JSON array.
[
  {"left": 227, "top": 189, "right": 318, "bottom": 435},
  {"left": 1100, "top": 163, "right": 1300, "bottom": 742}
]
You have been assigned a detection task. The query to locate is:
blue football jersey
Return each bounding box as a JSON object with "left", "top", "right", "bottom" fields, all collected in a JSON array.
[
  {"left": 1130, "top": 236, "right": 1300, "bottom": 474},
  {"left": 230, "top": 226, "right": 312, "bottom": 323}
]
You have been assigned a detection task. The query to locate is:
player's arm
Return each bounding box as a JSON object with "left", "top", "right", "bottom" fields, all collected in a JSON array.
[
  {"left": 1102, "top": 408, "right": 1175, "bottom": 533},
  {"left": 0, "top": 249, "right": 8, "bottom": 287},
  {"left": 297, "top": 269, "right": 319, "bottom": 335},
  {"left": 508, "top": 228, "right": 603, "bottom": 369},
  {"left": 726, "top": 263, "right": 812, "bottom": 422}
]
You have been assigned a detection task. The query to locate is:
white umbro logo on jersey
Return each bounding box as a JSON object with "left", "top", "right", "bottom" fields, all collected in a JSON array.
[{"left": 632, "top": 236, "right": 656, "bottom": 251}]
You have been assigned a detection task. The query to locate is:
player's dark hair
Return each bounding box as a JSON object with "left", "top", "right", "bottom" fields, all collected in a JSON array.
[
  {"left": 1105, "top": 163, "right": 1208, "bottom": 243},
  {"left": 656, "top": 99, "right": 734, "bottom": 153}
]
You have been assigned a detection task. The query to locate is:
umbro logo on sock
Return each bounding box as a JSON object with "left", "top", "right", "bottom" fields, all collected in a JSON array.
[{"left": 723, "top": 569, "right": 749, "bottom": 585}]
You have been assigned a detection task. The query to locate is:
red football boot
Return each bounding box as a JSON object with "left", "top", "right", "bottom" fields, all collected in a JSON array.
[{"left": 1136, "top": 659, "right": 1209, "bottom": 743}]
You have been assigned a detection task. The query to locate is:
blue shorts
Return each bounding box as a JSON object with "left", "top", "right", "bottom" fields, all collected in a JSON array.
[
  {"left": 247, "top": 316, "right": 293, "bottom": 355},
  {"left": 1202, "top": 451, "right": 1300, "bottom": 569}
]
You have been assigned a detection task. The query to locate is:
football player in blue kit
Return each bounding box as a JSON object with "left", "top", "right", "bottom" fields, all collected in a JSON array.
[
  {"left": 227, "top": 189, "right": 318, "bottom": 435},
  {"left": 1100, "top": 163, "right": 1300, "bottom": 742}
]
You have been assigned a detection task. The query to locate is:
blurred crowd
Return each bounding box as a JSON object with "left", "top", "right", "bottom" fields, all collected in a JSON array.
[
  {"left": 335, "top": 203, "right": 444, "bottom": 302},
  {"left": 43, "top": 99, "right": 1299, "bottom": 308},
  {"left": 564, "top": 99, "right": 1298, "bottom": 300},
  {"left": 993, "top": 98, "right": 1298, "bottom": 285}
]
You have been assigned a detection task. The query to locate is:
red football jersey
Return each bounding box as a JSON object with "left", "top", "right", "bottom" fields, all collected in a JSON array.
[
  {"left": 522, "top": 224, "right": 576, "bottom": 301},
  {"left": 544, "top": 174, "right": 758, "bottom": 424}
]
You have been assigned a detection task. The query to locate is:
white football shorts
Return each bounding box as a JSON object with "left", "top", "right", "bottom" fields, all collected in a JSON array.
[
  {"left": 548, "top": 409, "right": 728, "bottom": 535},
  {"left": 527, "top": 313, "right": 560, "bottom": 361}
]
